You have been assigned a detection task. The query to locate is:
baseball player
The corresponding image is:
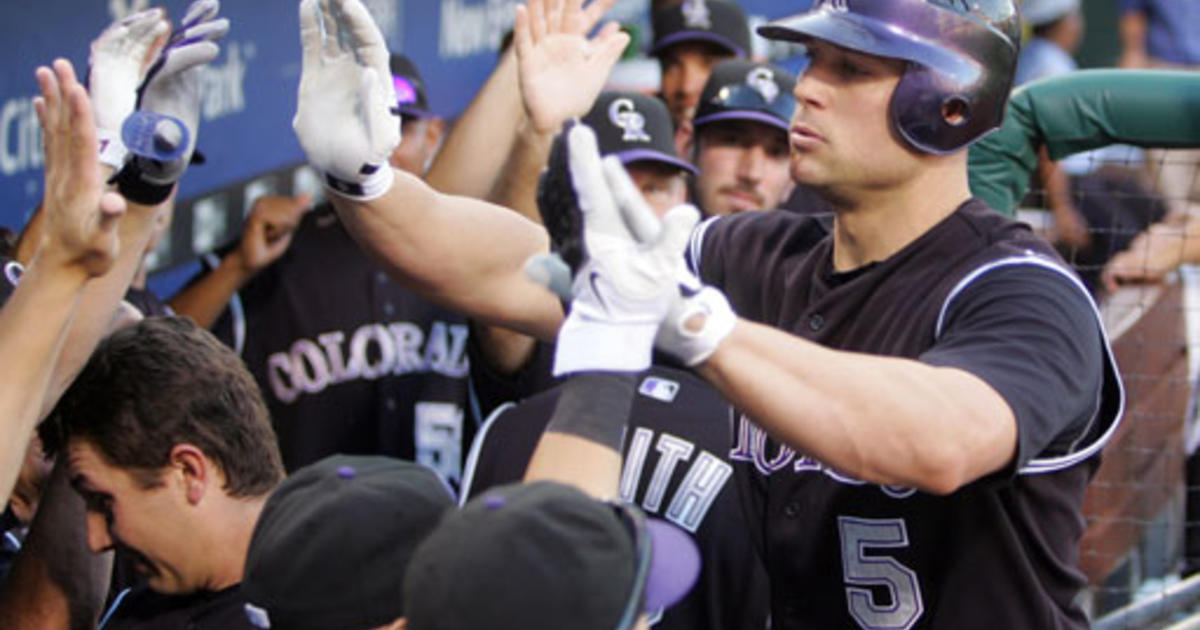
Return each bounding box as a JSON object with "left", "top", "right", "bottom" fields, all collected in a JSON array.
[
  {"left": 43, "top": 316, "right": 282, "bottom": 630},
  {"left": 687, "top": 58, "right": 798, "bottom": 217},
  {"left": 291, "top": 0, "right": 1124, "bottom": 628},
  {"left": 175, "top": 54, "right": 473, "bottom": 482},
  {"left": 648, "top": 0, "right": 750, "bottom": 132},
  {"left": 463, "top": 363, "right": 769, "bottom": 630}
]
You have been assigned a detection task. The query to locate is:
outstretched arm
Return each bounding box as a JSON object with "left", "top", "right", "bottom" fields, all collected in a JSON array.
[
  {"left": 423, "top": 49, "right": 522, "bottom": 198},
  {"left": 168, "top": 194, "right": 310, "bottom": 328},
  {"left": 294, "top": 0, "right": 566, "bottom": 338},
  {"left": 969, "top": 69, "right": 1200, "bottom": 214},
  {"left": 0, "top": 60, "right": 126, "bottom": 507},
  {"left": 477, "top": 0, "right": 628, "bottom": 372}
]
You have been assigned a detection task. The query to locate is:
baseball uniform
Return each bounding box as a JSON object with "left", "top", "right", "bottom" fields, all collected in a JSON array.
[
  {"left": 199, "top": 204, "right": 474, "bottom": 481},
  {"left": 463, "top": 365, "right": 770, "bottom": 630},
  {"left": 689, "top": 202, "right": 1122, "bottom": 629}
]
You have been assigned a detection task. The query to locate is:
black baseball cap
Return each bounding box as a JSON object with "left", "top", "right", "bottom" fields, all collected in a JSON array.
[
  {"left": 584, "top": 91, "right": 697, "bottom": 175},
  {"left": 649, "top": 0, "right": 752, "bottom": 59},
  {"left": 241, "top": 455, "right": 455, "bottom": 630},
  {"left": 390, "top": 53, "right": 433, "bottom": 119},
  {"left": 694, "top": 59, "right": 797, "bottom": 132},
  {"left": 404, "top": 481, "right": 701, "bottom": 630}
]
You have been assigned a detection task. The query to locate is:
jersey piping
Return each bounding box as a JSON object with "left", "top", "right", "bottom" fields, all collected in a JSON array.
[
  {"left": 459, "top": 401, "right": 516, "bottom": 505},
  {"left": 934, "top": 254, "right": 1126, "bottom": 475}
]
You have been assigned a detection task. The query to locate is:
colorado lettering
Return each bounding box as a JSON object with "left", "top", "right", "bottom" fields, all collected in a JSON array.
[
  {"left": 267, "top": 320, "right": 469, "bottom": 404},
  {"left": 731, "top": 415, "right": 915, "bottom": 497}
]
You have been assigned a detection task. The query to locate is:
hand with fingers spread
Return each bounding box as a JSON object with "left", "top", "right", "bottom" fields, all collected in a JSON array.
[
  {"left": 35, "top": 60, "right": 127, "bottom": 280},
  {"left": 131, "top": 0, "right": 230, "bottom": 187},
  {"left": 87, "top": 8, "right": 170, "bottom": 170},
  {"left": 547, "top": 121, "right": 699, "bottom": 375},
  {"left": 294, "top": 0, "right": 400, "bottom": 201},
  {"left": 514, "top": 0, "right": 630, "bottom": 134}
]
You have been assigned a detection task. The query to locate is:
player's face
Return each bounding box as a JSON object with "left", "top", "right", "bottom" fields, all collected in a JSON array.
[
  {"left": 67, "top": 440, "right": 199, "bottom": 595},
  {"left": 390, "top": 115, "right": 444, "bottom": 176},
  {"left": 693, "top": 120, "right": 794, "bottom": 215},
  {"left": 658, "top": 41, "right": 732, "bottom": 126},
  {"left": 627, "top": 162, "right": 689, "bottom": 217},
  {"left": 788, "top": 40, "right": 915, "bottom": 197}
]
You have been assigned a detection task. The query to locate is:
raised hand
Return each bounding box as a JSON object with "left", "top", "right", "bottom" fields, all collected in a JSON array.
[
  {"left": 34, "top": 60, "right": 126, "bottom": 279},
  {"left": 549, "top": 122, "right": 699, "bottom": 375},
  {"left": 134, "top": 0, "right": 230, "bottom": 185},
  {"left": 86, "top": 8, "right": 169, "bottom": 169},
  {"left": 294, "top": 0, "right": 400, "bottom": 200},
  {"left": 236, "top": 194, "right": 312, "bottom": 275},
  {"left": 514, "top": 0, "right": 629, "bottom": 134}
]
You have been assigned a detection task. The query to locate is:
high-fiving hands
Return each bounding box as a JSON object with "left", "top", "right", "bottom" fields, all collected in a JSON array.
[
  {"left": 133, "top": 0, "right": 229, "bottom": 185},
  {"left": 294, "top": 0, "right": 400, "bottom": 201},
  {"left": 34, "top": 60, "right": 126, "bottom": 280},
  {"left": 514, "top": 0, "right": 628, "bottom": 134}
]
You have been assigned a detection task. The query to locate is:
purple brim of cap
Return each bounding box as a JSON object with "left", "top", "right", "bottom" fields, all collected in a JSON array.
[
  {"left": 693, "top": 110, "right": 789, "bottom": 133},
  {"left": 643, "top": 518, "right": 700, "bottom": 612},
  {"left": 650, "top": 31, "right": 746, "bottom": 58},
  {"left": 616, "top": 149, "right": 698, "bottom": 176},
  {"left": 398, "top": 106, "right": 434, "bottom": 119}
]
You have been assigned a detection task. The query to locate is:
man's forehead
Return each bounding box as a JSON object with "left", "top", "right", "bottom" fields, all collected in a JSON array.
[{"left": 660, "top": 40, "right": 734, "bottom": 63}]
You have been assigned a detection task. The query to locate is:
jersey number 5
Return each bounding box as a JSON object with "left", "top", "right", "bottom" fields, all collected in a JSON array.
[{"left": 838, "top": 516, "right": 924, "bottom": 630}]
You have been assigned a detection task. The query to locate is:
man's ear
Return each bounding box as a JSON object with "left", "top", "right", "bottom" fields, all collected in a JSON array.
[
  {"left": 425, "top": 116, "right": 447, "bottom": 149},
  {"left": 168, "top": 444, "right": 210, "bottom": 505}
]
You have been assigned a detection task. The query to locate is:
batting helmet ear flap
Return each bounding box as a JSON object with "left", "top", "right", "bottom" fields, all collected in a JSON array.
[{"left": 890, "top": 63, "right": 981, "bottom": 155}]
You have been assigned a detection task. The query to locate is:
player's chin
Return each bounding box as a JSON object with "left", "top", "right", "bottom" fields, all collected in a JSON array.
[{"left": 789, "top": 156, "right": 826, "bottom": 187}]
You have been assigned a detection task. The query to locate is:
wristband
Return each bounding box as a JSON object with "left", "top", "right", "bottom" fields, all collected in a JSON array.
[
  {"left": 545, "top": 372, "right": 637, "bottom": 452},
  {"left": 323, "top": 165, "right": 395, "bottom": 202},
  {"left": 112, "top": 161, "right": 175, "bottom": 205}
]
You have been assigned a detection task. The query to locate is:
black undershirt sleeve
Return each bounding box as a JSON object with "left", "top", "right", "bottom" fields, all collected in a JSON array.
[{"left": 919, "top": 264, "right": 1105, "bottom": 473}]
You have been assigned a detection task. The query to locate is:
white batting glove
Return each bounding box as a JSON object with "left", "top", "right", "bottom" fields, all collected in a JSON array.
[
  {"left": 87, "top": 8, "right": 169, "bottom": 169},
  {"left": 551, "top": 122, "right": 700, "bottom": 376},
  {"left": 132, "top": 0, "right": 229, "bottom": 185},
  {"left": 655, "top": 272, "right": 736, "bottom": 367},
  {"left": 294, "top": 0, "right": 400, "bottom": 201}
]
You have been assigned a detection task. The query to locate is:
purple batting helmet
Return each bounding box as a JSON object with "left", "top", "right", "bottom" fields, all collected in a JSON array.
[{"left": 758, "top": 0, "right": 1021, "bottom": 155}]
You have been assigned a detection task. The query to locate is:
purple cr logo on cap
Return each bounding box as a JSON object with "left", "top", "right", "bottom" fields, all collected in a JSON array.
[{"left": 393, "top": 76, "right": 418, "bottom": 106}]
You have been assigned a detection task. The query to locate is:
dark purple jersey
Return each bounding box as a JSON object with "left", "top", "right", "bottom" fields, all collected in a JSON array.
[
  {"left": 689, "top": 202, "right": 1122, "bottom": 630},
  {"left": 463, "top": 365, "right": 770, "bottom": 630},
  {"left": 199, "top": 205, "right": 473, "bottom": 482}
]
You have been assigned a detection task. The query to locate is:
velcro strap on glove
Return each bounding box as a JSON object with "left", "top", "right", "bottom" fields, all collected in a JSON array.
[
  {"left": 96, "top": 128, "right": 129, "bottom": 170},
  {"left": 657, "top": 285, "right": 737, "bottom": 367},
  {"left": 322, "top": 164, "right": 395, "bottom": 202}
]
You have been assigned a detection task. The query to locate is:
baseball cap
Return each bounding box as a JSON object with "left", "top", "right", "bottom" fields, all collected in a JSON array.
[
  {"left": 403, "top": 481, "right": 701, "bottom": 630},
  {"left": 1021, "top": 0, "right": 1080, "bottom": 27},
  {"left": 649, "top": 0, "right": 752, "bottom": 59},
  {"left": 390, "top": 53, "right": 433, "bottom": 119},
  {"left": 693, "top": 59, "right": 797, "bottom": 132},
  {"left": 241, "top": 455, "right": 455, "bottom": 630},
  {"left": 584, "top": 91, "right": 697, "bottom": 176}
]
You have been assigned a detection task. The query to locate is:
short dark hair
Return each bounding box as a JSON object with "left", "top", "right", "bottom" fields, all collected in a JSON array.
[{"left": 43, "top": 316, "right": 284, "bottom": 497}]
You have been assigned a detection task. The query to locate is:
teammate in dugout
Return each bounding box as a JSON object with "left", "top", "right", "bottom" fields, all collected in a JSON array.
[
  {"left": 172, "top": 53, "right": 472, "bottom": 480},
  {"left": 463, "top": 89, "right": 770, "bottom": 630},
  {"left": 292, "top": 0, "right": 1121, "bottom": 628},
  {"left": 647, "top": 0, "right": 749, "bottom": 143}
]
